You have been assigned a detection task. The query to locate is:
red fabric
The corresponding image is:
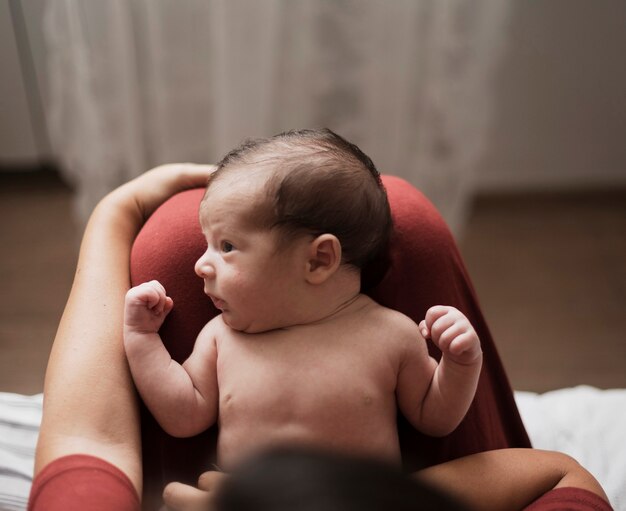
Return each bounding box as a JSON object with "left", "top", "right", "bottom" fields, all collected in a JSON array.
[
  {"left": 130, "top": 175, "right": 531, "bottom": 507},
  {"left": 524, "top": 488, "right": 613, "bottom": 511},
  {"left": 28, "top": 454, "right": 139, "bottom": 511}
]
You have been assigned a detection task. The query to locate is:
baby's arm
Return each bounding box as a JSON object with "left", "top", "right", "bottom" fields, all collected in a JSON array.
[
  {"left": 396, "top": 306, "right": 482, "bottom": 436},
  {"left": 416, "top": 448, "right": 610, "bottom": 511},
  {"left": 123, "top": 280, "right": 218, "bottom": 438}
]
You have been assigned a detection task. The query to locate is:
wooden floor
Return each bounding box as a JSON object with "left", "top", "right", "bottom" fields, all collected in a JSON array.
[
  {"left": 459, "top": 191, "right": 626, "bottom": 392},
  {"left": 0, "top": 172, "right": 78, "bottom": 395},
  {"left": 0, "top": 173, "right": 624, "bottom": 394}
]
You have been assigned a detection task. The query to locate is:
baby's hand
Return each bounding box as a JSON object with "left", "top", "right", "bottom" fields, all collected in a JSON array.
[
  {"left": 419, "top": 306, "right": 482, "bottom": 365},
  {"left": 124, "top": 280, "right": 174, "bottom": 335}
]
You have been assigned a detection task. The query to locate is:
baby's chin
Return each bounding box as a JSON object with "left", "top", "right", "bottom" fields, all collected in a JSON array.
[
  {"left": 222, "top": 310, "right": 294, "bottom": 334},
  {"left": 221, "top": 311, "right": 276, "bottom": 334}
]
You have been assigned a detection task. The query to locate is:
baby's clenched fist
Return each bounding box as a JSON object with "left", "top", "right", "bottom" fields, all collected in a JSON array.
[
  {"left": 124, "top": 280, "right": 174, "bottom": 335},
  {"left": 419, "top": 305, "right": 482, "bottom": 365}
]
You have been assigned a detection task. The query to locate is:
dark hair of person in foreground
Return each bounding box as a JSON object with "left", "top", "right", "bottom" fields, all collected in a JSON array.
[{"left": 212, "top": 448, "right": 468, "bottom": 511}]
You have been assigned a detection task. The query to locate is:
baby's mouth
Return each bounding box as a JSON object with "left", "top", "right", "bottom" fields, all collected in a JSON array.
[{"left": 209, "top": 295, "right": 226, "bottom": 310}]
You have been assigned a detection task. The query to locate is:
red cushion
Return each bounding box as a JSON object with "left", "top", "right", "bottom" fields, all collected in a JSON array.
[{"left": 131, "top": 175, "right": 530, "bottom": 506}]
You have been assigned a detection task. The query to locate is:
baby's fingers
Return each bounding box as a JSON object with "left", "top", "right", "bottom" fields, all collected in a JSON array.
[
  {"left": 164, "top": 296, "right": 174, "bottom": 313},
  {"left": 435, "top": 323, "right": 465, "bottom": 352},
  {"left": 151, "top": 295, "right": 175, "bottom": 319},
  {"left": 429, "top": 312, "right": 458, "bottom": 343},
  {"left": 424, "top": 305, "right": 451, "bottom": 329},
  {"left": 448, "top": 332, "right": 482, "bottom": 363},
  {"left": 418, "top": 319, "right": 430, "bottom": 339},
  {"left": 126, "top": 283, "right": 160, "bottom": 309},
  {"left": 143, "top": 281, "right": 167, "bottom": 310}
]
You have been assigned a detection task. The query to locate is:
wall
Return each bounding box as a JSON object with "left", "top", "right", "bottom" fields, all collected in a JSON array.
[
  {"left": 2, "top": 0, "right": 626, "bottom": 188},
  {"left": 0, "top": 0, "right": 41, "bottom": 164},
  {"left": 476, "top": 0, "right": 626, "bottom": 191}
]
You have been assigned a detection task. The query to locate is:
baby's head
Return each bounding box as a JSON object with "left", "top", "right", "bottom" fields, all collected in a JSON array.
[
  {"left": 196, "top": 129, "right": 392, "bottom": 332},
  {"left": 206, "top": 128, "right": 392, "bottom": 270}
]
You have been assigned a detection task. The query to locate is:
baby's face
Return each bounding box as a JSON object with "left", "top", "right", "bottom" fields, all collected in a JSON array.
[{"left": 195, "top": 177, "right": 307, "bottom": 333}]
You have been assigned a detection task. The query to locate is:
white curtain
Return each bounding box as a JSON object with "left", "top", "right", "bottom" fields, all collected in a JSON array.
[{"left": 43, "top": 0, "right": 511, "bottom": 236}]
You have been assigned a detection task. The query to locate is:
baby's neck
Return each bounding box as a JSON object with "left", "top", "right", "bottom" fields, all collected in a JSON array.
[{"left": 292, "top": 267, "right": 363, "bottom": 327}]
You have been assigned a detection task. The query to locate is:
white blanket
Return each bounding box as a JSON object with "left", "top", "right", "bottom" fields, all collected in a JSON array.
[
  {"left": 515, "top": 385, "right": 626, "bottom": 511},
  {"left": 0, "top": 387, "right": 624, "bottom": 510},
  {"left": 0, "top": 393, "right": 41, "bottom": 511}
]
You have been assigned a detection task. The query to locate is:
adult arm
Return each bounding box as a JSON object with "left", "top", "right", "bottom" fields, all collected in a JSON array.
[
  {"left": 159, "top": 449, "right": 610, "bottom": 511},
  {"left": 416, "top": 448, "right": 610, "bottom": 511},
  {"left": 34, "top": 164, "right": 215, "bottom": 498}
]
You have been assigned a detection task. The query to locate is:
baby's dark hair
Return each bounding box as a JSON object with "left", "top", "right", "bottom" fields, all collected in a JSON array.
[{"left": 208, "top": 128, "right": 392, "bottom": 270}]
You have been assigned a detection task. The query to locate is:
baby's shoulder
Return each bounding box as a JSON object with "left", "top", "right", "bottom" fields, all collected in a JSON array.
[
  {"left": 356, "top": 299, "right": 427, "bottom": 364},
  {"left": 361, "top": 297, "right": 421, "bottom": 340},
  {"left": 196, "top": 314, "right": 231, "bottom": 344}
]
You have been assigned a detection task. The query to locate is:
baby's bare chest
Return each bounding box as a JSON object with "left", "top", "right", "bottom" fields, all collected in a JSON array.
[{"left": 215, "top": 330, "right": 400, "bottom": 422}]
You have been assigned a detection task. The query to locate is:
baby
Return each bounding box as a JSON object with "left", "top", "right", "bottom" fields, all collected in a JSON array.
[{"left": 123, "top": 129, "right": 483, "bottom": 471}]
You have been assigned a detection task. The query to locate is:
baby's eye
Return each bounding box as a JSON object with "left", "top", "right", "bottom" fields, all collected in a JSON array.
[{"left": 221, "top": 241, "right": 235, "bottom": 253}]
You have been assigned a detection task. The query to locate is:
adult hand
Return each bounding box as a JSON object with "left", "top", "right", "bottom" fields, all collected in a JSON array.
[
  {"left": 162, "top": 471, "right": 226, "bottom": 511},
  {"left": 107, "top": 163, "right": 216, "bottom": 224}
]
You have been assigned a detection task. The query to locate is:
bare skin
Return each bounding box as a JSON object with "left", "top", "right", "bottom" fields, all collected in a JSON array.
[
  {"left": 202, "top": 296, "right": 419, "bottom": 468},
  {"left": 124, "top": 171, "right": 483, "bottom": 471},
  {"left": 417, "top": 448, "right": 610, "bottom": 511},
  {"left": 162, "top": 449, "right": 610, "bottom": 511},
  {"left": 34, "top": 164, "right": 215, "bottom": 498}
]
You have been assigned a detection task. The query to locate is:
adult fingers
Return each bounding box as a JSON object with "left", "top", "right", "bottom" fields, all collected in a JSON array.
[
  {"left": 198, "top": 470, "right": 228, "bottom": 491},
  {"left": 162, "top": 481, "right": 212, "bottom": 511}
]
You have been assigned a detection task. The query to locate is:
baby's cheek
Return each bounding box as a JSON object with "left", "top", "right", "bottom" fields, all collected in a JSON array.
[
  {"left": 229, "top": 271, "right": 250, "bottom": 295},
  {"left": 230, "top": 273, "right": 263, "bottom": 311}
]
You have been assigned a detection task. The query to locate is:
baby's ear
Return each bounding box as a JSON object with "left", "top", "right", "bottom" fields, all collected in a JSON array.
[{"left": 305, "top": 234, "right": 342, "bottom": 285}]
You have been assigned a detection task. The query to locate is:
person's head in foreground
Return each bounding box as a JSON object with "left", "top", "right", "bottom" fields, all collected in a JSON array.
[
  {"left": 194, "top": 128, "right": 392, "bottom": 333},
  {"left": 212, "top": 448, "right": 467, "bottom": 511}
]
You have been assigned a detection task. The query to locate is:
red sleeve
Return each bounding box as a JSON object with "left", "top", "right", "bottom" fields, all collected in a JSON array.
[
  {"left": 524, "top": 487, "right": 613, "bottom": 511},
  {"left": 28, "top": 454, "right": 140, "bottom": 511}
]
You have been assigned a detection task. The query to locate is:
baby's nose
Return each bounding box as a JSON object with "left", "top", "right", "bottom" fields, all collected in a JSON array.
[{"left": 194, "top": 253, "right": 216, "bottom": 279}]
